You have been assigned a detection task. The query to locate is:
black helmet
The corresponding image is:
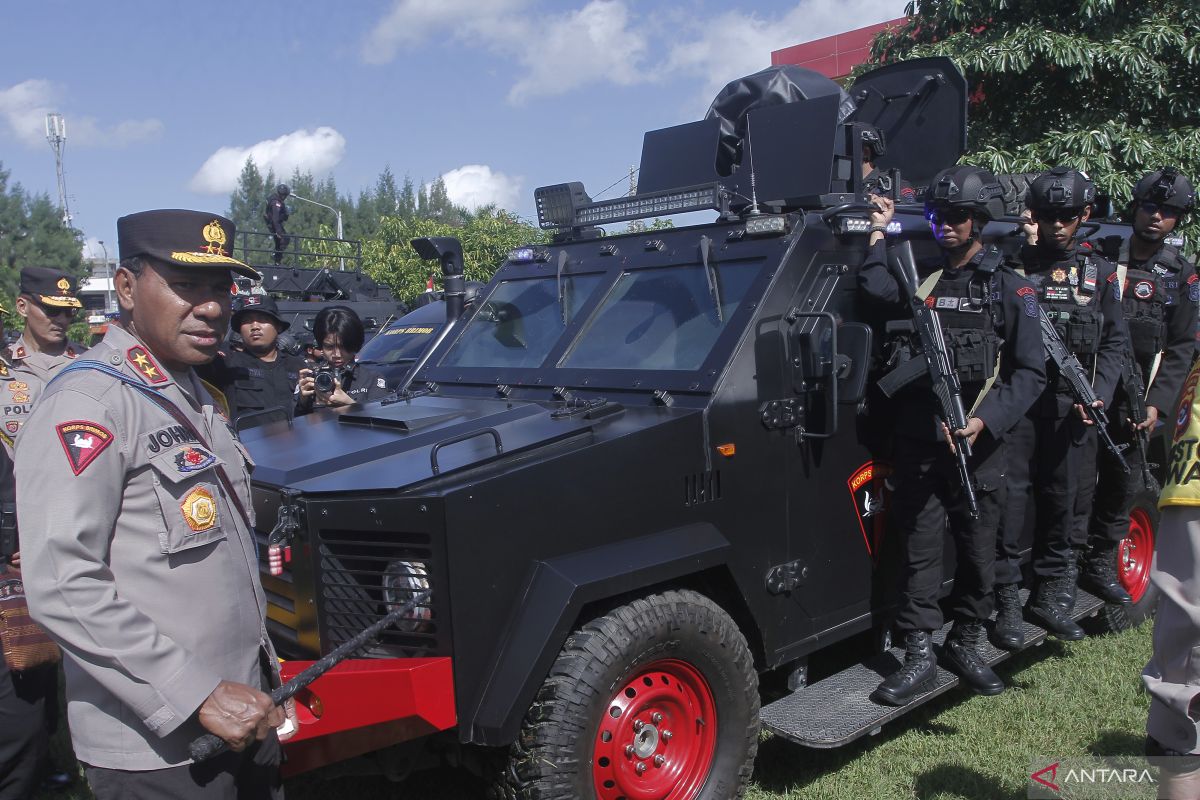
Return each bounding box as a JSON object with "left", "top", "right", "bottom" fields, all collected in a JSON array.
[
  {"left": 276, "top": 184, "right": 291, "bottom": 198},
  {"left": 1025, "top": 166, "right": 1096, "bottom": 212},
  {"left": 924, "top": 165, "right": 1006, "bottom": 221},
  {"left": 1132, "top": 168, "right": 1195, "bottom": 214},
  {"left": 860, "top": 124, "right": 886, "bottom": 158}
]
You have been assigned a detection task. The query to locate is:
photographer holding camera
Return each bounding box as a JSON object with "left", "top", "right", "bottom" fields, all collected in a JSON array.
[{"left": 297, "top": 306, "right": 390, "bottom": 411}]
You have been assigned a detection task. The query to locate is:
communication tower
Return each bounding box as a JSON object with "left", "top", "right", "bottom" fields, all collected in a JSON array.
[{"left": 45, "top": 113, "right": 72, "bottom": 226}]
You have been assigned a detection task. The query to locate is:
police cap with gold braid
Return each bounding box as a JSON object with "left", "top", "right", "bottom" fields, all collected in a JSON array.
[
  {"left": 117, "top": 209, "right": 261, "bottom": 280},
  {"left": 20, "top": 266, "right": 83, "bottom": 309}
]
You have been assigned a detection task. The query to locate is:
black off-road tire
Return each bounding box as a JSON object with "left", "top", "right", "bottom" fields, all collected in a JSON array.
[
  {"left": 494, "top": 589, "right": 759, "bottom": 800},
  {"left": 1100, "top": 488, "right": 1160, "bottom": 633}
]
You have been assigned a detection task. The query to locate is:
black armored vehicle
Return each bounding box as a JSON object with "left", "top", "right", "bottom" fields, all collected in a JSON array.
[{"left": 241, "top": 57, "right": 1157, "bottom": 797}]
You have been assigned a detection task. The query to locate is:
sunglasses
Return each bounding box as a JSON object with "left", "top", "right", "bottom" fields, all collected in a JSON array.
[
  {"left": 1138, "top": 201, "right": 1179, "bottom": 218},
  {"left": 925, "top": 207, "right": 973, "bottom": 225},
  {"left": 1035, "top": 209, "right": 1082, "bottom": 224},
  {"left": 38, "top": 304, "right": 77, "bottom": 319}
]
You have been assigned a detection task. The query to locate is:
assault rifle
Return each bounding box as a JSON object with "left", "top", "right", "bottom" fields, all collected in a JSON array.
[
  {"left": 1037, "top": 308, "right": 1130, "bottom": 473},
  {"left": 1120, "top": 347, "right": 1159, "bottom": 491},
  {"left": 878, "top": 239, "right": 979, "bottom": 518}
]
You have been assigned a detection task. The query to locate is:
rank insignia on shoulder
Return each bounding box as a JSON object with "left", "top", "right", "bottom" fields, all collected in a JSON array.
[
  {"left": 181, "top": 485, "right": 219, "bottom": 532},
  {"left": 127, "top": 346, "right": 167, "bottom": 384},
  {"left": 174, "top": 446, "right": 217, "bottom": 473},
  {"left": 56, "top": 420, "right": 114, "bottom": 475},
  {"left": 12, "top": 347, "right": 25, "bottom": 360}
]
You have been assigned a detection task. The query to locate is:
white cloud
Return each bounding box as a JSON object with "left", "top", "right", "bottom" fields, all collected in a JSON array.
[
  {"left": 362, "top": 0, "right": 648, "bottom": 104},
  {"left": 363, "top": 0, "right": 904, "bottom": 106},
  {"left": 188, "top": 127, "right": 347, "bottom": 194},
  {"left": 361, "top": 0, "right": 531, "bottom": 65},
  {"left": 508, "top": 1, "right": 648, "bottom": 104},
  {"left": 0, "top": 79, "right": 162, "bottom": 148},
  {"left": 665, "top": 0, "right": 907, "bottom": 110},
  {"left": 435, "top": 164, "right": 523, "bottom": 211}
]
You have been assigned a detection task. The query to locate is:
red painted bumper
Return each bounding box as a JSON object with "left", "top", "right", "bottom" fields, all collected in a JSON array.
[{"left": 279, "top": 657, "right": 456, "bottom": 776}]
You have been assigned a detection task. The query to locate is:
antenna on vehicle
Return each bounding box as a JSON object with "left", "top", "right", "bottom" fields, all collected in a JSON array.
[{"left": 746, "top": 116, "right": 761, "bottom": 217}]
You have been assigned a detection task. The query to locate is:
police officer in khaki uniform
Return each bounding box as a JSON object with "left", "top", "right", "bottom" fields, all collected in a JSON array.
[
  {"left": 0, "top": 268, "right": 86, "bottom": 449},
  {"left": 16, "top": 210, "right": 291, "bottom": 799}
]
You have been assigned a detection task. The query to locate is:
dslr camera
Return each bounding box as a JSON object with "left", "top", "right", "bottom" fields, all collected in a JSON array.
[{"left": 314, "top": 364, "right": 350, "bottom": 394}]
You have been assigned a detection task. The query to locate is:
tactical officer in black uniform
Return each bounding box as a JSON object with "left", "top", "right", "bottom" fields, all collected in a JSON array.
[
  {"left": 201, "top": 294, "right": 309, "bottom": 428},
  {"left": 264, "top": 184, "right": 290, "bottom": 265},
  {"left": 997, "top": 167, "right": 1128, "bottom": 643},
  {"left": 860, "top": 166, "right": 1046, "bottom": 705},
  {"left": 1070, "top": 169, "right": 1199, "bottom": 607}
]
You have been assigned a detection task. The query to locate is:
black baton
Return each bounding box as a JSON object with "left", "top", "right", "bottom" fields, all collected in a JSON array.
[{"left": 189, "top": 591, "right": 431, "bottom": 762}]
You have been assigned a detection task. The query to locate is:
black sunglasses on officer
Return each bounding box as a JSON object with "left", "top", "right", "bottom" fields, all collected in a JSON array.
[
  {"left": 35, "top": 302, "right": 77, "bottom": 319},
  {"left": 1032, "top": 208, "right": 1083, "bottom": 224},
  {"left": 925, "top": 206, "right": 973, "bottom": 226}
]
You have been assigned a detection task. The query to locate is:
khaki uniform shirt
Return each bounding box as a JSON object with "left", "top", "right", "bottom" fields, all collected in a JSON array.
[
  {"left": 0, "top": 334, "right": 85, "bottom": 449},
  {"left": 15, "top": 325, "right": 276, "bottom": 770}
]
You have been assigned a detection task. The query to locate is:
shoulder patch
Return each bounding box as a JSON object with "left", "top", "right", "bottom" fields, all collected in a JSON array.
[
  {"left": 56, "top": 420, "right": 114, "bottom": 475},
  {"left": 1190, "top": 274, "right": 1199, "bottom": 303},
  {"left": 0, "top": 362, "right": 7, "bottom": 377},
  {"left": 127, "top": 346, "right": 167, "bottom": 384},
  {"left": 200, "top": 379, "right": 230, "bottom": 419}
]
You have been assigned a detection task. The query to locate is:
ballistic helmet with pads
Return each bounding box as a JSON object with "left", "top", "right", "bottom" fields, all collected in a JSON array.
[
  {"left": 860, "top": 124, "right": 886, "bottom": 158},
  {"left": 1132, "top": 168, "right": 1196, "bottom": 214},
  {"left": 117, "top": 209, "right": 260, "bottom": 279},
  {"left": 1025, "top": 166, "right": 1096, "bottom": 212},
  {"left": 232, "top": 293, "right": 290, "bottom": 332},
  {"left": 276, "top": 184, "right": 290, "bottom": 198},
  {"left": 924, "top": 165, "right": 1005, "bottom": 221},
  {"left": 20, "top": 267, "right": 82, "bottom": 309}
]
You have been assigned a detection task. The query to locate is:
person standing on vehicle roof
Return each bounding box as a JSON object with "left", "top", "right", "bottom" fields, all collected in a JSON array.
[
  {"left": 998, "top": 167, "right": 1128, "bottom": 644},
  {"left": 200, "top": 294, "right": 312, "bottom": 429},
  {"left": 264, "top": 184, "right": 290, "bottom": 265},
  {"left": 1073, "top": 169, "right": 1198, "bottom": 607},
  {"left": 859, "top": 166, "right": 1046, "bottom": 706}
]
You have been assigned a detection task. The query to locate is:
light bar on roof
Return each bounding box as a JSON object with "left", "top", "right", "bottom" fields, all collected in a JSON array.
[{"left": 574, "top": 184, "right": 723, "bottom": 226}]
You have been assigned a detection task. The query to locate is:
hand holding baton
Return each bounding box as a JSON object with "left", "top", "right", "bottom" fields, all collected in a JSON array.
[{"left": 189, "top": 590, "right": 431, "bottom": 762}]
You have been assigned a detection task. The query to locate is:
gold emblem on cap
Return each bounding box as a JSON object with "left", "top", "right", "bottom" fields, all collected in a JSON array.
[
  {"left": 56, "top": 278, "right": 70, "bottom": 293},
  {"left": 202, "top": 220, "right": 228, "bottom": 256}
]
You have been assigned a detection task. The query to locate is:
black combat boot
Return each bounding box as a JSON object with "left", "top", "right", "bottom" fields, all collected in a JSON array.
[
  {"left": 1079, "top": 540, "right": 1133, "bottom": 605},
  {"left": 942, "top": 621, "right": 1005, "bottom": 695},
  {"left": 871, "top": 630, "right": 938, "bottom": 706},
  {"left": 1054, "top": 549, "right": 1080, "bottom": 612},
  {"left": 991, "top": 583, "right": 1025, "bottom": 650},
  {"left": 1027, "top": 580, "right": 1085, "bottom": 640}
]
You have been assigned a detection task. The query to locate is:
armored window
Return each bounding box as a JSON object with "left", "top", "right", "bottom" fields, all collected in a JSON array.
[
  {"left": 561, "top": 261, "right": 759, "bottom": 371},
  {"left": 440, "top": 275, "right": 603, "bottom": 369}
]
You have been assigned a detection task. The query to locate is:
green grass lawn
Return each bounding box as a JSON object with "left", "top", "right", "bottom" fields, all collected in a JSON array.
[{"left": 38, "top": 623, "right": 1154, "bottom": 800}]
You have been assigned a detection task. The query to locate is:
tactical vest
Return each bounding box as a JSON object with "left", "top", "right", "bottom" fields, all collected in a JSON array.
[
  {"left": 1024, "top": 253, "right": 1103, "bottom": 361},
  {"left": 920, "top": 267, "right": 1000, "bottom": 386},
  {"left": 1119, "top": 241, "right": 1192, "bottom": 363}
]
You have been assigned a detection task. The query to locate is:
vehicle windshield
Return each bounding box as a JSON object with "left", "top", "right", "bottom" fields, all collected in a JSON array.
[
  {"left": 562, "top": 261, "right": 759, "bottom": 371},
  {"left": 440, "top": 274, "right": 604, "bottom": 369},
  {"left": 358, "top": 322, "right": 443, "bottom": 364}
]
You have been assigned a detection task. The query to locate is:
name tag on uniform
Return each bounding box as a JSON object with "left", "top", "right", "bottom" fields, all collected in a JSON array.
[{"left": 1044, "top": 286, "right": 1071, "bottom": 302}]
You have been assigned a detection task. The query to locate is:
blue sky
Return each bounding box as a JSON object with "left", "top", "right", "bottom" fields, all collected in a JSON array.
[{"left": 1, "top": 0, "right": 905, "bottom": 259}]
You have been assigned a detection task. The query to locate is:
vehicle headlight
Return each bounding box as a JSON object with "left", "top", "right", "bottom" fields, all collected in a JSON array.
[{"left": 382, "top": 560, "right": 433, "bottom": 633}]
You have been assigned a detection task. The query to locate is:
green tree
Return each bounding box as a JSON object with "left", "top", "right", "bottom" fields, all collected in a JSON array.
[
  {"left": 0, "top": 163, "right": 83, "bottom": 297},
  {"left": 362, "top": 207, "right": 549, "bottom": 304},
  {"left": 868, "top": 0, "right": 1200, "bottom": 243},
  {"left": 228, "top": 157, "right": 266, "bottom": 239}
]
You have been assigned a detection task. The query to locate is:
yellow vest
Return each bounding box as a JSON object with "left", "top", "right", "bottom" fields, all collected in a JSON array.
[{"left": 1160, "top": 359, "right": 1200, "bottom": 507}]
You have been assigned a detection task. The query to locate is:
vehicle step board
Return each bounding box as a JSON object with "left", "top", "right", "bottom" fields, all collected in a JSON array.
[{"left": 761, "top": 588, "right": 1106, "bottom": 749}]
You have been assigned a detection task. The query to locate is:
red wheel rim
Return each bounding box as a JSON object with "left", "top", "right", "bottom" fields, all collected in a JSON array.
[
  {"left": 1119, "top": 507, "right": 1155, "bottom": 602},
  {"left": 592, "top": 659, "right": 718, "bottom": 800}
]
